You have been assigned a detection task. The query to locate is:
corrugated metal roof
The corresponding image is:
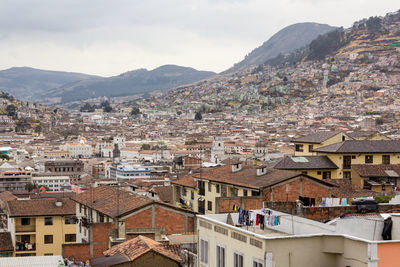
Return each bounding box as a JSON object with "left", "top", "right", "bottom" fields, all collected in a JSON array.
[{"left": 0, "top": 255, "right": 64, "bottom": 267}]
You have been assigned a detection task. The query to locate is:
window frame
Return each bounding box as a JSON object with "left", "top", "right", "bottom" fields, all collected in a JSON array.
[
  {"left": 207, "top": 201, "right": 212, "bottom": 211},
  {"left": 44, "top": 217, "right": 53, "bottom": 226},
  {"left": 44, "top": 235, "right": 53, "bottom": 244},
  {"left": 21, "top": 218, "right": 30, "bottom": 225},
  {"left": 365, "top": 155, "right": 373, "bottom": 164},
  {"left": 382, "top": 155, "right": 390, "bottom": 165},
  {"left": 199, "top": 238, "right": 209, "bottom": 266},
  {"left": 216, "top": 184, "right": 220, "bottom": 194},
  {"left": 295, "top": 144, "right": 304, "bottom": 152},
  {"left": 253, "top": 258, "right": 264, "bottom": 267},
  {"left": 234, "top": 251, "right": 244, "bottom": 267},
  {"left": 216, "top": 243, "right": 226, "bottom": 267},
  {"left": 65, "top": 234, "right": 76, "bottom": 242}
]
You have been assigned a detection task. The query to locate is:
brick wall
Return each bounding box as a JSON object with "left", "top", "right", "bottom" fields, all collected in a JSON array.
[
  {"left": 63, "top": 243, "right": 90, "bottom": 262},
  {"left": 262, "top": 178, "right": 331, "bottom": 202},
  {"left": 125, "top": 208, "right": 153, "bottom": 229},
  {"left": 216, "top": 197, "right": 263, "bottom": 213}
]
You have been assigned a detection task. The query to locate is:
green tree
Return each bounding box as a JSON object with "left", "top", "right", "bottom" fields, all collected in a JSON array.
[
  {"left": 130, "top": 106, "right": 141, "bottom": 116},
  {"left": 0, "top": 154, "right": 9, "bottom": 161},
  {"left": 194, "top": 111, "right": 202, "bottom": 120},
  {"left": 141, "top": 144, "right": 151, "bottom": 150},
  {"left": 80, "top": 103, "right": 95, "bottom": 112},
  {"left": 6, "top": 105, "right": 17, "bottom": 117},
  {"left": 34, "top": 124, "right": 43, "bottom": 134}
]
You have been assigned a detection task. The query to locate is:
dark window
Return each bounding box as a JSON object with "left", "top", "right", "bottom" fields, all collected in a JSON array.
[
  {"left": 182, "top": 187, "right": 187, "bottom": 196},
  {"left": 343, "top": 156, "right": 351, "bottom": 169},
  {"left": 295, "top": 144, "right": 303, "bottom": 152},
  {"left": 198, "top": 181, "right": 205, "bottom": 196},
  {"left": 317, "top": 171, "right": 322, "bottom": 175},
  {"left": 342, "top": 136, "right": 346, "bottom": 141},
  {"left": 383, "top": 155, "right": 390, "bottom": 165},
  {"left": 351, "top": 155, "right": 356, "bottom": 159},
  {"left": 322, "top": 171, "right": 331, "bottom": 179},
  {"left": 99, "top": 213, "right": 105, "bottom": 223},
  {"left": 65, "top": 216, "right": 75, "bottom": 224},
  {"left": 234, "top": 253, "right": 244, "bottom": 267},
  {"left": 44, "top": 217, "right": 53, "bottom": 226},
  {"left": 243, "top": 189, "right": 248, "bottom": 196},
  {"left": 65, "top": 234, "right": 76, "bottom": 242},
  {"left": 232, "top": 187, "right": 238, "bottom": 197},
  {"left": 208, "top": 182, "right": 212, "bottom": 192},
  {"left": 365, "top": 155, "right": 373, "bottom": 163},
  {"left": 207, "top": 201, "right": 212, "bottom": 211},
  {"left": 44, "top": 235, "right": 53, "bottom": 244},
  {"left": 191, "top": 190, "right": 194, "bottom": 200},
  {"left": 216, "top": 184, "right": 220, "bottom": 193},
  {"left": 21, "top": 218, "right": 30, "bottom": 225},
  {"left": 343, "top": 171, "right": 351, "bottom": 180},
  {"left": 252, "top": 190, "right": 260, "bottom": 196},
  {"left": 301, "top": 171, "right": 308, "bottom": 175},
  {"left": 308, "top": 144, "right": 313, "bottom": 152}
]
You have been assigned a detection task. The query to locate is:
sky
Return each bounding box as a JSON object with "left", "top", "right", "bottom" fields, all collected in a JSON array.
[{"left": 0, "top": 0, "right": 398, "bottom": 77}]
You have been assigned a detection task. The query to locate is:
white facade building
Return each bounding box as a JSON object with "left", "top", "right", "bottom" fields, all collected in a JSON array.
[{"left": 32, "top": 175, "right": 71, "bottom": 191}]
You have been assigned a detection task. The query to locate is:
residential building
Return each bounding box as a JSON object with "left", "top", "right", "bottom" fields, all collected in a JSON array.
[
  {"left": 0, "top": 232, "right": 13, "bottom": 257},
  {"left": 6, "top": 198, "right": 76, "bottom": 256},
  {"left": 0, "top": 163, "right": 32, "bottom": 192},
  {"left": 32, "top": 176, "right": 70, "bottom": 191},
  {"left": 63, "top": 143, "right": 92, "bottom": 159},
  {"left": 109, "top": 163, "right": 151, "bottom": 181}
]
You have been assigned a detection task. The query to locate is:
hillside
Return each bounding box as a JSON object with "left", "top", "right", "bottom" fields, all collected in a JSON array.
[
  {"left": 0, "top": 67, "right": 98, "bottom": 101},
  {"left": 42, "top": 65, "right": 216, "bottom": 103},
  {"left": 226, "top": 22, "right": 336, "bottom": 73}
]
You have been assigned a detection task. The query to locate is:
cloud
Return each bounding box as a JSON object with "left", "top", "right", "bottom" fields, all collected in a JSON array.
[{"left": 0, "top": 0, "right": 398, "bottom": 75}]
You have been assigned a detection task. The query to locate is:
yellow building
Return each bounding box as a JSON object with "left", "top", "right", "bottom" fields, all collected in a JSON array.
[{"left": 6, "top": 198, "right": 76, "bottom": 256}]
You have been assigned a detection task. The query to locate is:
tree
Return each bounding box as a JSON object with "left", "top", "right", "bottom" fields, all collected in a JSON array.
[
  {"left": 25, "top": 182, "right": 51, "bottom": 192},
  {"left": 101, "top": 101, "right": 112, "bottom": 112},
  {"left": 141, "top": 144, "right": 151, "bottom": 150},
  {"left": 6, "top": 104, "right": 17, "bottom": 117},
  {"left": 0, "top": 154, "right": 9, "bottom": 161},
  {"left": 130, "top": 106, "right": 141, "bottom": 116},
  {"left": 194, "top": 111, "right": 202, "bottom": 120},
  {"left": 80, "top": 103, "right": 95, "bottom": 112},
  {"left": 34, "top": 124, "right": 43, "bottom": 134}
]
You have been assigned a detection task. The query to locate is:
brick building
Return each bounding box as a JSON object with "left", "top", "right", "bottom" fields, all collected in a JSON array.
[{"left": 64, "top": 186, "right": 196, "bottom": 261}]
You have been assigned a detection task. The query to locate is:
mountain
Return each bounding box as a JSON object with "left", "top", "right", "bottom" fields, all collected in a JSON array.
[
  {"left": 0, "top": 67, "right": 99, "bottom": 101},
  {"left": 226, "top": 22, "right": 336, "bottom": 73},
  {"left": 265, "top": 11, "right": 400, "bottom": 67},
  {"left": 42, "top": 65, "right": 216, "bottom": 103}
]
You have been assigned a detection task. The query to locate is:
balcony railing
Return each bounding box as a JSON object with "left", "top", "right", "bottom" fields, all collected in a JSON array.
[
  {"left": 15, "top": 242, "right": 36, "bottom": 252},
  {"left": 16, "top": 225, "right": 36, "bottom": 232}
]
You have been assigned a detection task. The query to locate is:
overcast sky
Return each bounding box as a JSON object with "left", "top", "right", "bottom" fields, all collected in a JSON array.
[{"left": 0, "top": 0, "right": 398, "bottom": 76}]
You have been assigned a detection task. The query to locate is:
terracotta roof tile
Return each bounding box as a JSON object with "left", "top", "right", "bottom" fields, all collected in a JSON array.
[
  {"left": 352, "top": 164, "right": 400, "bottom": 177},
  {"left": 151, "top": 186, "right": 173, "bottom": 203},
  {"left": 103, "top": 235, "right": 181, "bottom": 263},
  {"left": 71, "top": 186, "right": 153, "bottom": 218},
  {"left": 291, "top": 131, "right": 343, "bottom": 144},
  {"left": 7, "top": 198, "right": 75, "bottom": 217},
  {"left": 274, "top": 156, "right": 338, "bottom": 170},
  {"left": 0, "top": 232, "right": 13, "bottom": 252}
]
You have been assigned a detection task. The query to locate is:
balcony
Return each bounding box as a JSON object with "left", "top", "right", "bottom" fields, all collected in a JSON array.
[
  {"left": 16, "top": 225, "right": 36, "bottom": 233},
  {"left": 15, "top": 242, "right": 36, "bottom": 252}
]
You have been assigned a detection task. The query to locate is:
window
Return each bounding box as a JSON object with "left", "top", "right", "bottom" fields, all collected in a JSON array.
[
  {"left": 322, "top": 171, "right": 331, "bottom": 179},
  {"left": 295, "top": 144, "right": 303, "bottom": 152},
  {"left": 253, "top": 258, "right": 264, "bottom": 267},
  {"left": 317, "top": 171, "right": 322, "bottom": 175},
  {"left": 243, "top": 189, "right": 248, "bottom": 196},
  {"left": 216, "top": 245, "right": 225, "bottom": 267},
  {"left": 232, "top": 187, "right": 238, "bottom": 197},
  {"left": 343, "top": 171, "right": 351, "bottom": 180},
  {"left": 191, "top": 190, "right": 194, "bottom": 200},
  {"left": 21, "top": 218, "right": 30, "bottom": 225},
  {"left": 44, "top": 235, "right": 53, "bottom": 244},
  {"left": 44, "top": 217, "right": 53, "bottom": 226},
  {"left": 216, "top": 184, "right": 220, "bottom": 194},
  {"left": 383, "top": 155, "right": 390, "bottom": 165},
  {"left": 365, "top": 155, "right": 373, "bottom": 163},
  {"left": 252, "top": 190, "right": 260, "bottom": 196},
  {"left": 308, "top": 144, "right": 313, "bottom": 152},
  {"left": 99, "top": 213, "right": 105, "bottom": 223},
  {"left": 65, "top": 216, "right": 75, "bottom": 224},
  {"left": 208, "top": 182, "right": 212, "bottom": 192},
  {"left": 234, "top": 252, "right": 244, "bottom": 267},
  {"left": 200, "top": 239, "right": 209, "bottom": 265},
  {"left": 44, "top": 253, "right": 53, "bottom": 256},
  {"left": 65, "top": 234, "right": 76, "bottom": 242},
  {"left": 182, "top": 187, "right": 187, "bottom": 196},
  {"left": 207, "top": 201, "right": 212, "bottom": 211}
]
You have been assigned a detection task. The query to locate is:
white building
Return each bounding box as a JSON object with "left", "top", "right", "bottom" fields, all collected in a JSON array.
[
  {"left": 32, "top": 176, "right": 71, "bottom": 191},
  {"left": 109, "top": 163, "right": 151, "bottom": 181},
  {"left": 64, "top": 144, "right": 92, "bottom": 159}
]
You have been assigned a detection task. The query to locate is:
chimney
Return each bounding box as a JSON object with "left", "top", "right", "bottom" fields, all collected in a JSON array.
[
  {"left": 231, "top": 162, "right": 242, "bottom": 173},
  {"left": 256, "top": 166, "right": 267, "bottom": 176},
  {"left": 55, "top": 199, "right": 63, "bottom": 207}
]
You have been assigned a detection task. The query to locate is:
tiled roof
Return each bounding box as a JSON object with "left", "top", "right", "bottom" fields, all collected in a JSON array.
[
  {"left": 274, "top": 156, "right": 338, "bottom": 170},
  {"left": 0, "top": 232, "right": 13, "bottom": 251},
  {"left": 71, "top": 186, "right": 153, "bottom": 218},
  {"left": 313, "top": 140, "right": 400, "bottom": 153},
  {"left": 0, "top": 191, "right": 17, "bottom": 202},
  {"left": 352, "top": 164, "right": 400, "bottom": 178},
  {"left": 151, "top": 186, "right": 173, "bottom": 203},
  {"left": 7, "top": 198, "right": 75, "bottom": 217},
  {"left": 346, "top": 131, "right": 379, "bottom": 139},
  {"left": 191, "top": 164, "right": 334, "bottom": 189},
  {"left": 103, "top": 235, "right": 181, "bottom": 263},
  {"left": 291, "top": 131, "right": 342, "bottom": 144},
  {"left": 171, "top": 174, "right": 197, "bottom": 188}
]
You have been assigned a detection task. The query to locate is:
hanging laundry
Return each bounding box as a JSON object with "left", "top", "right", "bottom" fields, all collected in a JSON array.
[{"left": 256, "top": 214, "right": 260, "bottom": 225}]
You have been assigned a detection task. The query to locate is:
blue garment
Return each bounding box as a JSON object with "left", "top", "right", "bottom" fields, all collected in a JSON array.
[
  {"left": 274, "top": 216, "right": 278, "bottom": 226},
  {"left": 238, "top": 208, "right": 245, "bottom": 224}
]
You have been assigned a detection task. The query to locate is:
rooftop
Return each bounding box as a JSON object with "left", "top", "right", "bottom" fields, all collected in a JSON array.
[
  {"left": 313, "top": 140, "right": 400, "bottom": 153},
  {"left": 291, "top": 131, "right": 343, "bottom": 144},
  {"left": 274, "top": 155, "right": 338, "bottom": 170},
  {"left": 7, "top": 198, "right": 75, "bottom": 217}
]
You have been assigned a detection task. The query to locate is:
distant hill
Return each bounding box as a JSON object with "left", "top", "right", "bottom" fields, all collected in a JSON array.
[
  {"left": 225, "top": 22, "right": 336, "bottom": 73},
  {"left": 0, "top": 67, "right": 99, "bottom": 101},
  {"left": 42, "top": 65, "right": 216, "bottom": 103}
]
